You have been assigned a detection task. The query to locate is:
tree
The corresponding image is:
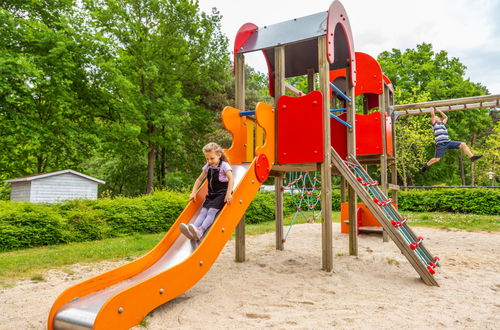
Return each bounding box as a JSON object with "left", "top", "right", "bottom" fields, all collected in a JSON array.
[
  {"left": 0, "top": 1, "right": 109, "bottom": 181},
  {"left": 83, "top": 0, "right": 230, "bottom": 194}
]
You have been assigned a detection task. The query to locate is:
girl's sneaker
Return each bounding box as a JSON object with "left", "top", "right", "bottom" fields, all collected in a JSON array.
[
  {"left": 188, "top": 224, "right": 202, "bottom": 240},
  {"left": 179, "top": 223, "right": 193, "bottom": 240}
]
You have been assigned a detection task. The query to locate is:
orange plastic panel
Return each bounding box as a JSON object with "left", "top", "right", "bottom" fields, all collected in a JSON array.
[
  {"left": 340, "top": 203, "right": 381, "bottom": 234},
  {"left": 222, "top": 106, "right": 247, "bottom": 164},
  {"left": 385, "top": 114, "right": 394, "bottom": 157}
]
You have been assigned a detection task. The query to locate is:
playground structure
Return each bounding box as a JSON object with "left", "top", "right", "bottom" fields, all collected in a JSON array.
[{"left": 48, "top": 1, "right": 500, "bottom": 328}]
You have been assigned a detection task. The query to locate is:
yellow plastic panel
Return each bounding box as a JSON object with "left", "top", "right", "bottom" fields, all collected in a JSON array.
[
  {"left": 221, "top": 106, "right": 246, "bottom": 164},
  {"left": 245, "top": 117, "right": 255, "bottom": 161},
  {"left": 255, "top": 124, "right": 264, "bottom": 151},
  {"left": 255, "top": 102, "right": 275, "bottom": 164}
]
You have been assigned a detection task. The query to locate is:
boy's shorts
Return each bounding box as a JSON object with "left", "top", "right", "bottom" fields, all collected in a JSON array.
[{"left": 435, "top": 140, "right": 462, "bottom": 158}]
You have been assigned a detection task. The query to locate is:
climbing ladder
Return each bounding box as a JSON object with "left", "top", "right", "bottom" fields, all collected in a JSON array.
[{"left": 330, "top": 147, "right": 440, "bottom": 286}]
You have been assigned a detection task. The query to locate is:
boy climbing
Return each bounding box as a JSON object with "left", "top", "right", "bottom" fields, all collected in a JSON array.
[{"left": 420, "top": 108, "right": 482, "bottom": 172}]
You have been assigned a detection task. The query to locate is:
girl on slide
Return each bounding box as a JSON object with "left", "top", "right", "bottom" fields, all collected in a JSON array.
[{"left": 179, "top": 142, "right": 234, "bottom": 240}]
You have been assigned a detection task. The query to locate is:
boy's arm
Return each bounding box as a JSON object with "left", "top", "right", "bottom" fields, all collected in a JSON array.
[
  {"left": 225, "top": 170, "right": 234, "bottom": 204},
  {"left": 190, "top": 171, "right": 207, "bottom": 201},
  {"left": 437, "top": 109, "right": 448, "bottom": 124},
  {"left": 430, "top": 108, "right": 437, "bottom": 124}
]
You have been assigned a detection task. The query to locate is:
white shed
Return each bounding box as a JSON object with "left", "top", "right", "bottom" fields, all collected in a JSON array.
[{"left": 4, "top": 170, "right": 105, "bottom": 203}]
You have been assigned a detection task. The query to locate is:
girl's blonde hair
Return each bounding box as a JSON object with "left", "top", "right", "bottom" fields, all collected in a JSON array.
[{"left": 202, "top": 142, "right": 228, "bottom": 162}]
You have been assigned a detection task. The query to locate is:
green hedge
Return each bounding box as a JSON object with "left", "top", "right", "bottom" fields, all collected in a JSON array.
[
  {"left": 0, "top": 191, "right": 188, "bottom": 252},
  {"left": 0, "top": 188, "right": 497, "bottom": 251},
  {"left": 397, "top": 188, "right": 500, "bottom": 215}
]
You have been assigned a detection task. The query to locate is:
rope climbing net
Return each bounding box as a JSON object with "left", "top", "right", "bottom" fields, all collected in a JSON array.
[{"left": 283, "top": 171, "right": 322, "bottom": 241}]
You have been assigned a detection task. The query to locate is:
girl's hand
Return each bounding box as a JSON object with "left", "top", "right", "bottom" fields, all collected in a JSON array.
[
  {"left": 225, "top": 193, "right": 233, "bottom": 204},
  {"left": 189, "top": 192, "right": 196, "bottom": 202}
]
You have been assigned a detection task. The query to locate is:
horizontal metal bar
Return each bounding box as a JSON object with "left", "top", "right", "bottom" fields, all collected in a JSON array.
[
  {"left": 330, "top": 108, "right": 347, "bottom": 112},
  {"left": 240, "top": 111, "right": 255, "bottom": 116},
  {"left": 330, "top": 113, "right": 352, "bottom": 128},
  {"left": 329, "top": 82, "right": 351, "bottom": 103}
]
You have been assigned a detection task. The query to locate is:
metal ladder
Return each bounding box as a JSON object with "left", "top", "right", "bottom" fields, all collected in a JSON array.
[{"left": 330, "top": 147, "right": 440, "bottom": 286}]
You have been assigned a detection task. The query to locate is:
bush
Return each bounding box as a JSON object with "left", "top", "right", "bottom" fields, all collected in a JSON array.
[
  {"left": 398, "top": 188, "right": 500, "bottom": 215},
  {"left": 0, "top": 191, "right": 189, "bottom": 252},
  {"left": 0, "top": 188, "right": 496, "bottom": 252}
]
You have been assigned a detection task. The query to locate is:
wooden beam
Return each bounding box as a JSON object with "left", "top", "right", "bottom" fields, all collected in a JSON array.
[
  {"left": 380, "top": 85, "right": 389, "bottom": 243},
  {"left": 318, "top": 36, "right": 333, "bottom": 272},
  {"left": 234, "top": 53, "right": 246, "bottom": 263},
  {"left": 274, "top": 46, "right": 285, "bottom": 251},
  {"left": 388, "top": 183, "right": 400, "bottom": 191},
  {"left": 271, "top": 163, "right": 319, "bottom": 173},
  {"left": 307, "top": 68, "right": 315, "bottom": 93},
  {"left": 394, "top": 94, "right": 500, "bottom": 116},
  {"left": 346, "top": 60, "right": 358, "bottom": 256},
  {"left": 284, "top": 82, "right": 305, "bottom": 97}
]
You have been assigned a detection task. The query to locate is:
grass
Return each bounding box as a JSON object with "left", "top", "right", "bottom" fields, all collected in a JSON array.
[
  {"left": 0, "top": 210, "right": 496, "bottom": 285},
  {"left": 400, "top": 211, "right": 499, "bottom": 232}
]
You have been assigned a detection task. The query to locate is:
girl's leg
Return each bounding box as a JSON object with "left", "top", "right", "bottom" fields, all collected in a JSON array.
[
  {"left": 199, "top": 208, "right": 220, "bottom": 233},
  {"left": 193, "top": 208, "right": 208, "bottom": 227}
]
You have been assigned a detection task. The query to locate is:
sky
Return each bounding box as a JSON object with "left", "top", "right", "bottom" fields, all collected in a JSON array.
[{"left": 198, "top": 0, "right": 500, "bottom": 95}]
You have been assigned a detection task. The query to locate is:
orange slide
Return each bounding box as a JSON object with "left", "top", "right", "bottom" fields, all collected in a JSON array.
[{"left": 48, "top": 102, "right": 275, "bottom": 330}]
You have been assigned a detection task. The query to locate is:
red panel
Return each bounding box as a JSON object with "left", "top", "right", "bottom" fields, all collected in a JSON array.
[
  {"left": 356, "top": 112, "right": 382, "bottom": 155},
  {"left": 331, "top": 112, "right": 393, "bottom": 157},
  {"left": 330, "top": 112, "right": 348, "bottom": 160},
  {"left": 277, "top": 91, "right": 324, "bottom": 164},
  {"left": 233, "top": 23, "right": 258, "bottom": 73},
  {"left": 255, "top": 154, "right": 270, "bottom": 182},
  {"left": 327, "top": 1, "right": 356, "bottom": 86},
  {"left": 366, "top": 93, "right": 379, "bottom": 110},
  {"left": 233, "top": 24, "right": 274, "bottom": 97},
  {"left": 355, "top": 52, "right": 383, "bottom": 95},
  {"left": 383, "top": 74, "right": 392, "bottom": 86}
]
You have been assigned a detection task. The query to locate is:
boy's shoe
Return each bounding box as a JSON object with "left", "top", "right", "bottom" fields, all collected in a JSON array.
[
  {"left": 470, "top": 155, "right": 483, "bottom": 162},
  {"left": 420, "top": 164, "right": 429, "bottom": 173},
  {"left": 188, "top": 224, "right": 202, "bottom": 240},
  {"left": 179, "top": 223, "right": 193, "bottom": 240}
]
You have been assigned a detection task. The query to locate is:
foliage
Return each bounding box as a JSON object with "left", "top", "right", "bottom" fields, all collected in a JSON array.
[
  {"left": 378, "top": 43, "right": 492, "bottom": 186},
  {"left": 398, "top": 188, "right": 500, "bottom": 215},
  {"left": 0, "top": 2, "right": 108, "bottom": 180},
  {"left": 0, "top": 190, "right": 188, "bottom": 251}
]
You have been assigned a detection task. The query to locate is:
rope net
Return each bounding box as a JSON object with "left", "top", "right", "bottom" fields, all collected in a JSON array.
[{"left": 283, "top": 171, "right": 322, "bottom": 240}]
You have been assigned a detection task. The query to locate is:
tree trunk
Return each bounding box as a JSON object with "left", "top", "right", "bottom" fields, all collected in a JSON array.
[
  {"left": 458, "top": 152, "right": 466, "bottom": 185},
  {"left": 146, "top": 123, "right": 156, "bottom": 194}
]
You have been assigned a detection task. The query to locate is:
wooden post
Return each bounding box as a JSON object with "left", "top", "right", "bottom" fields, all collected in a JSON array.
[
  {"left": 318, "top": 36, "right": 333, "bottom": 271},
  {"left": 235, "top": 53, "right": 246, "bottom": 262},
  {"left": 346, "top": 62, "right": 358, "bottom": 256},
  {"left": 274, "top": 46, "right": 285, "bottom": 251},
  {"left": 307, "top": 68, "right": 315, "bottom": 93},
  {"left": 379, "top": 86, "right": 389, "bottom": 242},
  {"left": 390, "top": 88, "right": 399, "bottom": 205}
]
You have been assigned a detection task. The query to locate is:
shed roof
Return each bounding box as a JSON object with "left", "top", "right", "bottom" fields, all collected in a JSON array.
[{"left": 4, "top": 170, "right": 105, "bottom": 184}]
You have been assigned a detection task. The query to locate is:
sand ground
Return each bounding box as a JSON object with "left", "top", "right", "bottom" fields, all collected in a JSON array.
[{"left": 1, "top": 223, "right": 498, "bottom": 329}]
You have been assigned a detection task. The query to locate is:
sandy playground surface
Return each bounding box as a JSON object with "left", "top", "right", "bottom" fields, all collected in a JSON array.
[{"left": 0, "top": 223, "right": 499, "bottom": 329}]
